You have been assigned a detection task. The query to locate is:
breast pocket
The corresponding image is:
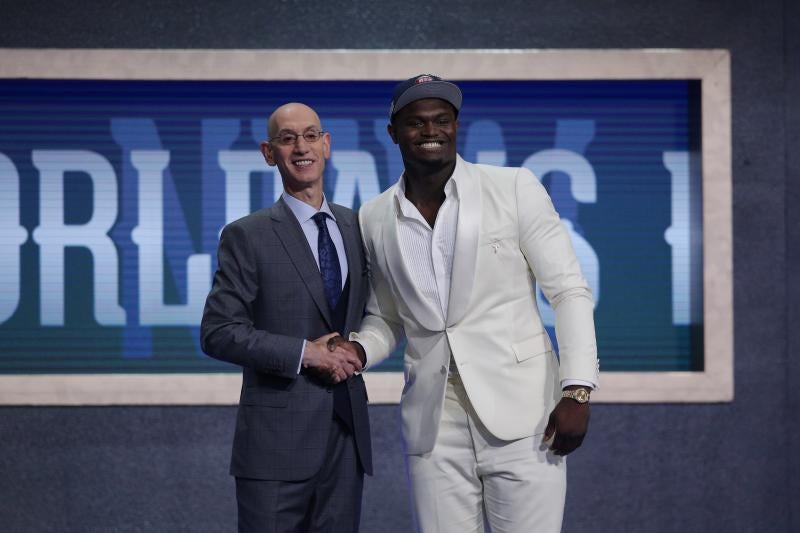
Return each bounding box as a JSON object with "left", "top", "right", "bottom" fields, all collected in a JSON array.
[
  {"left": 479, "top": 223, "right": 520, "bottom": 262},
  {"left": 479, "top": 223, "right": 515, "bottom": 246}
]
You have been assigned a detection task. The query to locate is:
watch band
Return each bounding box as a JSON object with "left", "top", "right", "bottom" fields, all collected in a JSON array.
[{"left": 562, "top": 388, "right": 591, "bottom": 404}]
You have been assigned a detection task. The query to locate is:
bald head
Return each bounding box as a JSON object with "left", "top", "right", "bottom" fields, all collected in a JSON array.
[
  {"left": 260, "top": 102, "right": 331, "bottom": 207},
  {"left": 268, "top": 103, "right": 322, "bottom": 138}
]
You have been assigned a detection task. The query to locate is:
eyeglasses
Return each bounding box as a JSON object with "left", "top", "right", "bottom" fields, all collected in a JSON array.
[{"left": 269, "top": 130, "right": 326, "bottom": 146}]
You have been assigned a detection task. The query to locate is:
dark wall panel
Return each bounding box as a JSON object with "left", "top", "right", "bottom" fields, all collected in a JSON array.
[
  {"left": 784, "top": 0, "right": 800, "bottom": 530},
  {"left": 1, "top": 0, "right": 797, "bottom": 531},
  {"left": 0, "top": 406, "right": 413, "bottom": 533}
]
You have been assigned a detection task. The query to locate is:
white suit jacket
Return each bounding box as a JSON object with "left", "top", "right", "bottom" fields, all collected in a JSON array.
[{"left": 354, "top": 155, "right": 598, "bottom": 455}]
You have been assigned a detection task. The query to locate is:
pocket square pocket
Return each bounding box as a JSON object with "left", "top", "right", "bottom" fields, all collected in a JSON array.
[{"left": 479, "top": 224, "right": 515, "bottom": 246}]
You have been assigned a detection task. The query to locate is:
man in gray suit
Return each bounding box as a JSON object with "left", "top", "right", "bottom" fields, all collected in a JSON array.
[{"left": 201, "top": 102, "right": 372, "bottom": 533}]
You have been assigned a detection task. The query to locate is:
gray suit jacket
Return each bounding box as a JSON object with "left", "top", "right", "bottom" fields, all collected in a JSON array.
[{"left": 201, "top": 198, "right": 372, "bottom": 480}]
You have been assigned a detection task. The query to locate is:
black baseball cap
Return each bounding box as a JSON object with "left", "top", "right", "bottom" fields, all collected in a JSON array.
[{"left": 389, "top": 74, "right": 462, "bottom": 119}]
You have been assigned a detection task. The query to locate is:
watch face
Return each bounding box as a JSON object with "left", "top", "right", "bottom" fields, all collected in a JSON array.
[{"left": 563, "top": 389, "right": 590, "bottom": 403}]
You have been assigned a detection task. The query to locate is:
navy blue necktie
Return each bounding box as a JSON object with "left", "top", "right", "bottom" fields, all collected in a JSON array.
[{"left": 312, "top": 212, "right": 342, "bottom": 311}]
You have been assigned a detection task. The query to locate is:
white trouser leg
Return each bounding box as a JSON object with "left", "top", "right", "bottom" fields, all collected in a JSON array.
[{"left": 408, "top": 374, "right": 566, "bottom": 533}]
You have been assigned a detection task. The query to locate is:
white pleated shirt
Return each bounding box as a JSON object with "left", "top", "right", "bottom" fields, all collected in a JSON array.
[{"left": 393, "top": 175, "right": 460, "bottom": 320}]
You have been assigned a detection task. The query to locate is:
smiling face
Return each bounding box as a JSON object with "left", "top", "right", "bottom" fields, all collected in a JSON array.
[
  {"left": 260, "top": 103, "right": 331, "bottom": 196},
  {"left": 388, "top": 98, "right": 459, "bottom": 173}
]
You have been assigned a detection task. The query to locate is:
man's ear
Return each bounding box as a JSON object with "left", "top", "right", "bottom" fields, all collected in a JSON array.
[
  {"left": 387, "top": 123, "right": 398, "bottom": 145},
  {"left": 260, "top": 141, "right": 275, "bottom": 166},
  {"left": 321, "top": 131, "right": 331, "bottom": 159}
]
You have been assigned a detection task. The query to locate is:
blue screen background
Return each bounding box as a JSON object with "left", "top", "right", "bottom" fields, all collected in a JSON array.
[{"left": 0, "top": 79, "right": 702, "bottom": 373}]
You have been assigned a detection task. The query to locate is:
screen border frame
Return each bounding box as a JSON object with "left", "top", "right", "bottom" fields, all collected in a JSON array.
[{"left": 0, "top": 48, "right": 732, "bottom": 404}]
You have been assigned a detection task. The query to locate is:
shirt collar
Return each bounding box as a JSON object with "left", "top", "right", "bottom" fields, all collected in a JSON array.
[
  {"left": 394, "top": 154, "right": 463, "bottom": 217},
  {"left": 281, "top": 192, "right": 336, "bottom": 224}
]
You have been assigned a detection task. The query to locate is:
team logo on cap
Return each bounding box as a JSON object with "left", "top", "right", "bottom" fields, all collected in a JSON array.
[{"left": 415, "top": 75, "right": 435, "bottom": 84}]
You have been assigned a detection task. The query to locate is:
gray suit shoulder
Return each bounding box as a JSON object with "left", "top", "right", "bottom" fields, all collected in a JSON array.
[
  {"left": 222, "top": 205, "right": 276, "bottom": 233},
  {"left": 329, "top": 202, "right": 357, "bottom": 225},
  {"left": 214, "top": 207, "right": 279, "bottom": 255}
]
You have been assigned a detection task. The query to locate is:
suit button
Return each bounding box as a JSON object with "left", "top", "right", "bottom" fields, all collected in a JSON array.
[{"left": 440, "top": 366, "right": 447, "bottom": 374}]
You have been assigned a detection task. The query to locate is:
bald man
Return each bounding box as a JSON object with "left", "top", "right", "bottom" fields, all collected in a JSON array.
[{"left": 201, "top": 103, "right": 372, "bottom": 533}]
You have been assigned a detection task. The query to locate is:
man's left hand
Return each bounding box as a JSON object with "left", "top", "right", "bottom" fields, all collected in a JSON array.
[{"left": 542, "top": 388, "right": 591, "bottom": 456}]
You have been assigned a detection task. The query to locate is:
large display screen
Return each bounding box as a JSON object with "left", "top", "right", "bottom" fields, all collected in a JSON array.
[
  {"left": 0, "top": 49, "right": 732, "bottom": 403},
  {"left": 0, "top": 77, "right": 703, "bottom": 372}
]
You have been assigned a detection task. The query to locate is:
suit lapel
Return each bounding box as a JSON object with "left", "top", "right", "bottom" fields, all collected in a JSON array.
[
  {"left": 382, "top": 186, "right": 445, "bottom": 332},
  {"left": 446, "top": 157, "right": 481, "bottom": 326},
  {"left": 271, "top": 198, "right": 334, "bottom": 329},
  {"left": 331, "top": 204, "right": 361, "bottom": 332}
]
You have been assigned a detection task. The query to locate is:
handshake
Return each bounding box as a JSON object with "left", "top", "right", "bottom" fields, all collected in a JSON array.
[{"left": 303, "top": 333, "right": 366, "bottom": 384}]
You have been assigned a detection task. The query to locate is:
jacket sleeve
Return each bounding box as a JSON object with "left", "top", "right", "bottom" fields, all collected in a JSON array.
[
  {"left": 200, "top": 222, "right": 303, "bottom": 379},
  {"left": 515, "top": 167, "right": 599, "bottom": 386},
  {"left": 350, "top": 206, "right": 405, "bottom": 370}
]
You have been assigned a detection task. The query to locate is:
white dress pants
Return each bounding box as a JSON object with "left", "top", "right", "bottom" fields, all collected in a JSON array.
[{"left": 407, "top": 373, "right": 566, "bottom": 533}]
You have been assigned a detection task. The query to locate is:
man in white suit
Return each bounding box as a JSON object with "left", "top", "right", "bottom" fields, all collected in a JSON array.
[{"left": 335, "top": 75, "right": 599, "bottom": 532}]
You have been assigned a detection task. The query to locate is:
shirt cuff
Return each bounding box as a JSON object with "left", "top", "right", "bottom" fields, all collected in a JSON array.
[
  {"left": 348, "top": 331, "right": 369, "bottom": 370},
  {"left": 561, "top": 378, "right": 596, "bottom": 390},
  {"left": 297, "top": 339, "right": 306, "bottom": 374}
]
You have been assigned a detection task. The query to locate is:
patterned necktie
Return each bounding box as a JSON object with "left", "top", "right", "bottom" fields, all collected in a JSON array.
[{"left": 312, "top": 212, "right": 342, "bottom": 311}]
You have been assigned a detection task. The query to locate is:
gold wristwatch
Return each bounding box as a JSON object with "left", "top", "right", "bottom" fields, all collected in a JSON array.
[{"left": 562, "top": 388, "right": 591, "bottom": 404}]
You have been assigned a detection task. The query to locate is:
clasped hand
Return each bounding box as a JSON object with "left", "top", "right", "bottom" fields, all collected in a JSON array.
[{"left": 302, "top": 333, "right": 363, "bottom": 384}]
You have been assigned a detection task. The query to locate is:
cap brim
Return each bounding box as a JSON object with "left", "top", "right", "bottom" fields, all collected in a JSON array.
[{"left": 391, "top": 81, "right": 462, "bottom": 117}]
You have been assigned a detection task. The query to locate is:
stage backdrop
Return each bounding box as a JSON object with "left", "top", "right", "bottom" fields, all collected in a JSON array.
[{"left": 0, "top": 49, "right": 731, "bottom": 404}]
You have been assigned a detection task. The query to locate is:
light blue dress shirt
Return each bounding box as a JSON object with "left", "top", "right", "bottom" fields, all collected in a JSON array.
[{"left": 281, "top": 192, "right": 349, "bottom": 371}]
